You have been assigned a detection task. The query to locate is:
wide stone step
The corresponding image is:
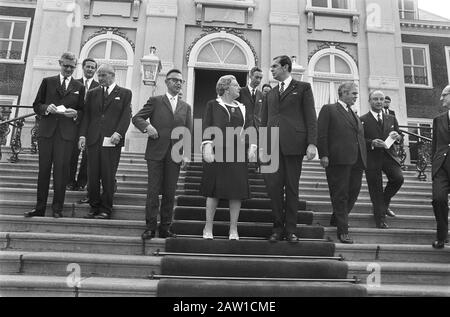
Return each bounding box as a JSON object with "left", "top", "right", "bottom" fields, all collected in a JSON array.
[
  {"left": 365, "top": 284, "right": 450, "bottom": 297},
  {"left": 308, "top": 201, "right": 433, "bottom": 216},
  {"left": 325, "top": 227, "right": 442, "bottom": 245},
  {"left": 314, "top": 212, "right": 437, "bottom": 230},
  {"left": 348, "top": 261, "right": 450, "bottom": 286},
  {"left": 335, "top": 243, "right": 450, "bottom": 263},
  {"left": 0, "top": 232, "right": 164, "bottom": 256},
  {"left": 0, "top": 274, "right": 158, "bottom": 297},
  {"left": 0, "top": 251, "right": 160, "bottom": 279}
]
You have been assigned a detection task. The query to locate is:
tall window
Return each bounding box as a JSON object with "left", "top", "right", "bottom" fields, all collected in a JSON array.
[
  {"left": 402, "top": 44, "right": 433, "bottom": 88},
  {"left": 0, "top": 16, "right": 31, "bottom": 63},
  {"left": 445, "top": 46, "right": 450, "bottom": 85},
  {"left": 308, "top": 47, "right": 359, "bottom": 114},
  {"left": 79, "top": 31, "right": 134, "bottom": 88},
  {"left": 398, "top": 0, "right": 417, "bottom": 19},
  {"left": 311, "top": 0, "right": 349, "bottom": 9}
]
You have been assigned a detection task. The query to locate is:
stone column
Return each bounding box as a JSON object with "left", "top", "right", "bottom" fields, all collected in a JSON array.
[{"left": 127, "top": 0, "right": 178, "bottom": 153}]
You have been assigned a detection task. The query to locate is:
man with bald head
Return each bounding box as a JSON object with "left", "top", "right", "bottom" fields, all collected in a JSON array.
[
  {"left": 360, "top": 91, "right": 403, "bottom": 229},
  {"left": 430, "top": 85, "right": 450, "bottom": 249},
  {"left": 79, "top": 64, "right": 132, "bottom": 219}
]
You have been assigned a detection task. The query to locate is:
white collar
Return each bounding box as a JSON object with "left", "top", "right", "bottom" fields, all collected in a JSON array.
[
  {"left": 248, "top": 84, "right": 257, "bottom": 93},
  {"left": 104, "top": 82, "right": 116, "bottom": 94},
  {"left": 448, "top": 110, "right": 450, "bottom": 121},
  {"left": 216, "top": 97, "right": 246, "bottom": 130},
  {"left": 166, "top": 92, "right": 178, "bottom": 101},
  {"left": 60, "top": 74, "right": 72, "bottom": 83},
  {"left": 337, "top": 100, "right": 349, "bottom": 111},
  {"left": 279, "top": 76, "right": 293, "bottom": 90},
  {"left": 370, "top": 110, "right": 383, "bottom": 120},
  {"left": 83, "top": 76, "right": 93, "bottom": 84}
]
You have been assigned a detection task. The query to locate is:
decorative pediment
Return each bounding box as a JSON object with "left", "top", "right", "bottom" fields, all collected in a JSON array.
[{"left": 81, "top": 27, "right": 135, "bottom": 51}]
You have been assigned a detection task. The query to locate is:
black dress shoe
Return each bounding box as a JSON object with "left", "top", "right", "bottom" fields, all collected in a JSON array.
[
  {"left": 142, "top": 230, "right": 155, "bottom": 240},
  {"left": 84, "top": 210, "right": 98, "bottom": 219},
  {"left": 432, "top": 240, "right": 445, "bottom": 249},
  {"left": 24, "top": 209, "right": 44, "bottom": 218},
  {"left": 269, "top": 233, "right": 282, "bottom": 243},
  {"left": 94, "top": 212, "right": 110, "bottom": 220},
  {"left": 386, "top": 208, "right": 396, "bottom": 218},
  {"left": 159, "top": 230, "right": 177, "bottom": 239},
  {"left": 338, "top": 234, "right": 354, "bottom": 244},
  {"left": 376, "top": 222, "right": 389, "bottom": 229},
  {"left": 78, "top": 197, "right": 90, "bottom": 204},
  {"left": 285, "top": 233, "right": 299, "bottom": 243},
  {"left": 53, "top": 211, "right": 63, "bottom": 218}
]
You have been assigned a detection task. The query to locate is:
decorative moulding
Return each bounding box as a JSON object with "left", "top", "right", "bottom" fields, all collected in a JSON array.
[
  {"left": 42, "top": 0, "right": 75, "bottom": 12},
  {"left": 308, "top": 42, "right": 357, "bottom": 64},
  {"left": 194, "top": 0, "right": 256, "bottom": 28},
  {"left": 368, "top": 76, "right": 400, "bottom": 90},
  {"left": 81, "top": 27, "right": 136, "bottom": 51},
  {"left": 32, "top": 56, "right": 60, "bottom": 70},
  {"left": 146, "top": 0, "right": 177, "bottom": 18},
  {"left": 305, "top": 6, "right": 360, "bottom": 36},
  {"left": 269, "top": 12, "right": 300, "bottom": 26}
]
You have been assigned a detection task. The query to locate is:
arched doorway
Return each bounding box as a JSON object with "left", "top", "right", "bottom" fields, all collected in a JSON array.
[
  {"left": 307, "top": 46, "right": 360, "bottom": 114},
  {"left": 186, "top": 31, "right": 257, "bottom": 119},
  {"left": 78, "top": 30, "right": 134, "bottom": 88}
]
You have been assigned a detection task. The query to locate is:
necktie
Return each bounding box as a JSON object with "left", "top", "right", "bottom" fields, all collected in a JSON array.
[
  {"left": 102, "top": 86, "right": 108, "bottom": 112},
  {"left": 347, "top": 105, "right": 357, "bottom": 124},
  {"left": 62, "top": 77, "right": 68, "bottom": 92},
  {"left": 84, "top": 79, "right": 89, "bottom": 90},
  {"left": 171, "top": 97, "right": 177, "bottom": 113},
  {"left": 377, "top": 113, "right": 383, "bottom": 128},
  {"left": 251, "top": 88, "right": 256, "bottom": 102},
  {"left": 280, "top": 82, "right": 285, "bottom": 94}
]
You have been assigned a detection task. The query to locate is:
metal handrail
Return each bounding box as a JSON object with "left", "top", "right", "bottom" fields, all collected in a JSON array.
[
  {"left": 398, "top": 129, "right": 432, "bottom": 143},
  {"left": 0, "top": 113, "right": 36, "bottom": 126},
  {"left": 0, "top": 105, "right": 33, "bottom": 109}
]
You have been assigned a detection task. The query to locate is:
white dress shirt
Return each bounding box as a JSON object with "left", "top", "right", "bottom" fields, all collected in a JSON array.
[
  {"left": 59, "top": 74, "right": 72, "bottom": 89},
  {"left": 166, "top": 92, "right": 178, "bottom": 113},
  {"left": 279, "top": 76, "right": 293, "bottom": 92}
]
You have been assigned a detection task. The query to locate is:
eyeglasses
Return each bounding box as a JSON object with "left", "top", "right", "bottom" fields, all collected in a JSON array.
[
  {"left": 168, "top": 78, "right": 185, "bottom": 84},
  {"left": 442, "top": 92, "right": 450, "bottom": 98},
  {"left": 62, "top": 64, "right": 76, "bottom": 69}
]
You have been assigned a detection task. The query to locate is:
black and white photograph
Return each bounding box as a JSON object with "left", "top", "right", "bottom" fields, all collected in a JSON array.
[{"left": 0, "top": 0, "right": 449, "bottom": 300}]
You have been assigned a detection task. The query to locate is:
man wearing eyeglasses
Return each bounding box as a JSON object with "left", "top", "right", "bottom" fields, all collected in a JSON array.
[
  {"left": 430, "top": 85, "right": 450, "bottom": 249},
  {"left": 132, "top": 69, "right": 192, "bottom": 240},
  {"left": 25, "top": 52, "right": 85, "bottom": 219}
]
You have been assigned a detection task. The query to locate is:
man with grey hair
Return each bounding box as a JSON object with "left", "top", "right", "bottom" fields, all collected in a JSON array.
[
  {"left": 79, "top": 64, "right": 132, "bottom": 220},
  {"left": 317, "top": 82, "right": 367, "bottom": 244},
  {"left": 430, "top": 85, "right": 450, "bottom": 249},
  {"left": 25, "top": 52, "right": 85, "bottom": 219}
]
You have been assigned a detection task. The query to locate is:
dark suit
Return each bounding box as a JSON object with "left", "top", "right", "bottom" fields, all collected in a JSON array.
[
  {"left": 68, "top": 78, "right": 99, "bottom": 189},
  {"left": 132, "top": 94, "right": 192, "bottom": 232},
  {"left": 431, "top": 113, "right": 450, "bottom": 242},
  {"left": 80, "top": 84, "right": 131, "bottom": 215},
  {"left": 260, "top": 79, "right": 317, "bottom": 235},
  {"left": 318, "top": 102, "right": 367, "bottom": 236},
  {"left": 32, "top": 75, "right": 85, "bottom": 214},
  {"left": 238, "top": 86, "right": 264, "bottom": 128},
  {"left": 360, "top": 112, "right": 404, "bottom": 226},
  {"left": 383, "top": 108, "right": 396, "bottom": 117}
]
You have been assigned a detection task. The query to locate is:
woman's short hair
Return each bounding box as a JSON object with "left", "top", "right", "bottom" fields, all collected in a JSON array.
[{"left": 216, "top": 75, "right": 237, "bottom": 96}]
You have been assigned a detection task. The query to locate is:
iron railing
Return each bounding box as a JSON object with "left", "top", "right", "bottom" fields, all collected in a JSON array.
[
  {"left": 0, "top": 105, "right": 38, "bottom": 162},
  {"left": 399, "top": 125, "right": 432, "bottom": 181}
]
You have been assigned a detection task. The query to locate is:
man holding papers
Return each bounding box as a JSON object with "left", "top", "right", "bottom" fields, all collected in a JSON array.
[
  {"left": 79, "top": 64, "right": 132, "bottom": 219},
  {"left": 360, "top": 91, "right": 404, "bottom": 229},
  {"left": 26, "top": 52, "right": 85, "bottom": 219}
]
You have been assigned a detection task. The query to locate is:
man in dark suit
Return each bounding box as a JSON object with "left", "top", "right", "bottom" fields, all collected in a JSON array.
[
  {"left": 132, "top": 69, "right": 192, "bottom": 239},
  {"left": 25, "top": 52, "right": 85, "bottom": 218},
  {"left": 430, "top": 85, "right": 450, "bottom": 249},
  {"left": 360, "top": 91, "right": 404, "bottom": 229},
  {"left": 383, "top": 96, "right": 396, "bottom": 117},
  {"left": 317, "top": 82, "right": 367, "bottom": 244},
  {"left": 67, "top": 58, "right": 99, "bottom": 192},
  {"left": 238, "top": 66, "right": 264, "bottom": 128},
  {"left": 78, "top": 64, "right": 131, "bottom": 220},
  {"left": 260, "top": 55, "right": 318, "bottom": 243}
]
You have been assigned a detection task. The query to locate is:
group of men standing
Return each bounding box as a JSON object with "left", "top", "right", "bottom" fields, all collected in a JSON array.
[
  {"left": 26, "top": 52, "right": 132, "bottom": 221},
  {"left": 25, "top": 52, "right": 448, "bottom": 249}
]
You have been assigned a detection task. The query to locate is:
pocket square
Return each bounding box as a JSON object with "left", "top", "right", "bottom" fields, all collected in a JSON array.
[
  {"left": 292, "top": 92, "right": 298, "bottom": 95},
  {"left": 115, "top": 97, "right": 121, "bottom": 100},
  {"left": 74, "top": 91, "right": 79, "bottom": 95}
]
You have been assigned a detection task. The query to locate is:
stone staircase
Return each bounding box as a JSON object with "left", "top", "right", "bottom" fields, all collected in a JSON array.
[{"left": 0, "top": 148, "right": 449, "bottom": 297}]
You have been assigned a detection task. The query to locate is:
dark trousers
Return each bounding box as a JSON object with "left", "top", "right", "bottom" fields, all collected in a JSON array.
[
  {"left": 263, "top": 153, "right": 303, "bottom": 235},
  {"left": 432, "top": 156, "right": 450, "bottom": 242},
  {"left": 365, "top": 154, "right": 404, "bottom": 225},
  {"left": 35, "top": 130, "right": 73, "bottom": 214},
  {"left": 68, "top": 143, "right": 88, "bottom": 188},
  {"left": 87, "top": 140, "right": 122, "bottom": 215},
  {"left": 326, "top": 157, "right": 364, "bottom": 236},
  {"left": 145, "top": 149, "right": 181, "bottom": 232}
]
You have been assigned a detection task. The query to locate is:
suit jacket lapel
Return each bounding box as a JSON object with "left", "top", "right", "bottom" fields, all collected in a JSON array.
[
  {"left": 336, "top": 103, "right": 357, "bottom": 130},
  {"left": 280, "top": 81, "right": 296, "bottom": 102},
  {"left": 56, "top": 76, "right": 65, "bottom": 97},
  {"left": 64, "top": 78, "right": 76, "bottom": 96},
  {"left": 103, "top": 86, "right": 120, "bottom": 112}
]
